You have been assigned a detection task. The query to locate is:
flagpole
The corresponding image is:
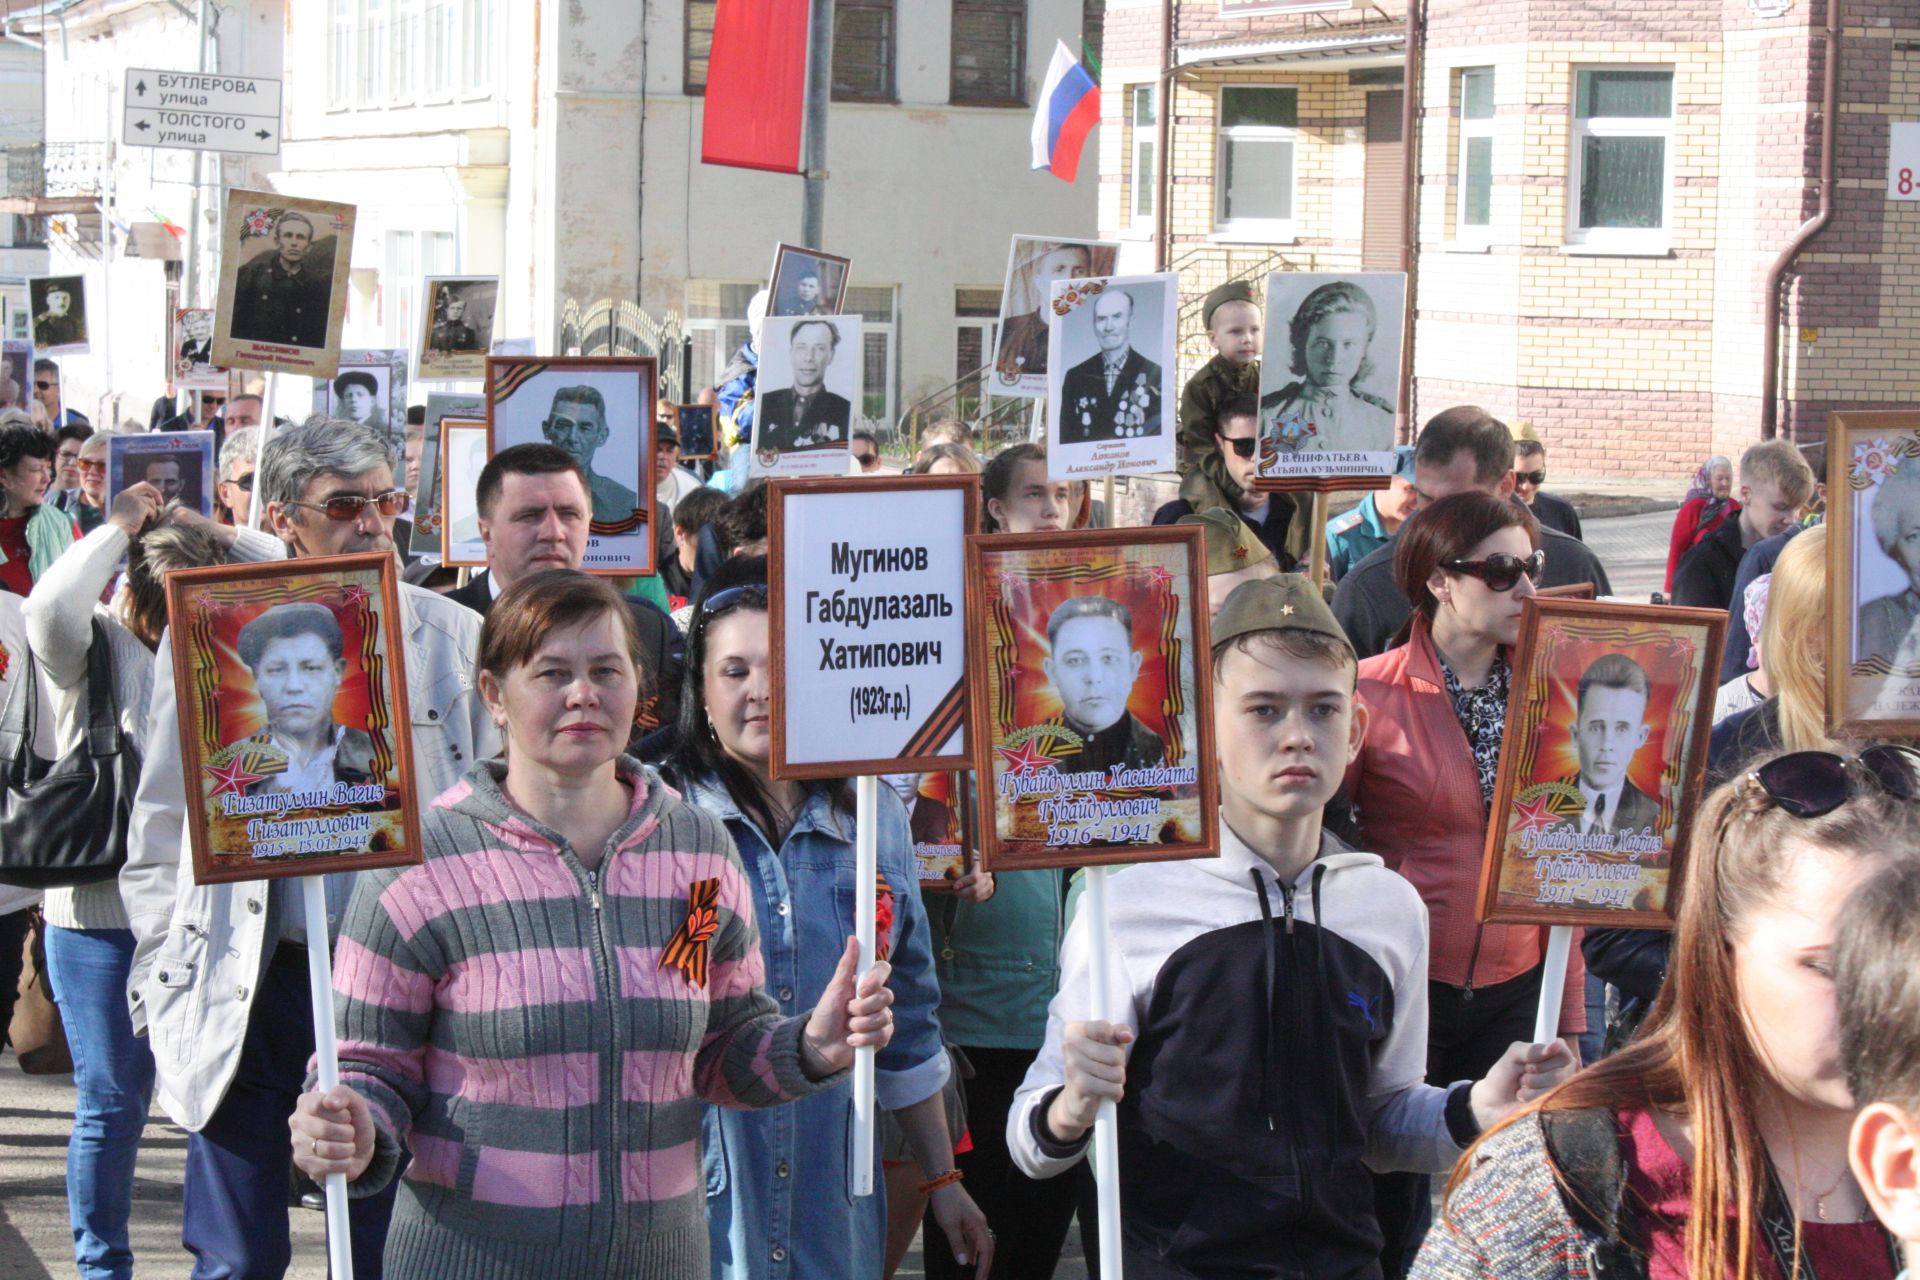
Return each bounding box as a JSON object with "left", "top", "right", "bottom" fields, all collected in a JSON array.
[{"left": 800, "top": 0, "right": 835, "bottom": 249}]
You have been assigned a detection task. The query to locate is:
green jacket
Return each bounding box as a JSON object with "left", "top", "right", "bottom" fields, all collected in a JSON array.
[
  {"left": 923, "top": 867, "right": 1063, "bottom": 1050},
  {"left": 1176, "top": 458, "right": 1315, "bottom": 568},
  {"left": 1177, "top": 354, "right": 1261, "bottom": 504}
]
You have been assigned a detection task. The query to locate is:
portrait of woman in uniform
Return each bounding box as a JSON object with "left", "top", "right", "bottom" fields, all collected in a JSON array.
[{"left": 1257, "top": 272, "right": 1406, "bottom": 461}]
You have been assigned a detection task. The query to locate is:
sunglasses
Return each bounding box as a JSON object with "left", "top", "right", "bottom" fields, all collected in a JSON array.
[
  {"left": 697, "top": 583, "right": 769, "bottom": 617},
  {"left": 1746, "top": 747, "right": 1919, "bottom": 818},
  {"left": 76, "top": 458, "right": 105, "bottom": 475},
  {"left": 34, "top": 380, "right": 53, "bottom": 391},
  {"left": 1221, "top": 435, "right": 1258, "bottom": 459},
  {"left": 853, "top": 451, "right": 880, "bottom": 469},
  {"left": 284, "top": 490, "right": 408, "bottom": 521},
  {"left": 1441, "top": 549, "right": 1546, "bottom": 592},
  {"left": 1514, "top": 470, "right": 1546, "bottom": 487},
  {"left": 225, "top": 474, "right": 255, "bottom": 491}
]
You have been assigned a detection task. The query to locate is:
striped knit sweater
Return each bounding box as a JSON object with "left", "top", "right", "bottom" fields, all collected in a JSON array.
[{"left": 330, "top": 758, "right": 839, "bottom": 1280}]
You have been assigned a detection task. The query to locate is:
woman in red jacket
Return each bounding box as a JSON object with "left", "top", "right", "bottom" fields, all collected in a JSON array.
[
  {"left": 1346, "top": 490, "right": 1586, "bottom": 1276},
  {"left": 1664, "top": 455, "right": 1734, "bottom": 593}
]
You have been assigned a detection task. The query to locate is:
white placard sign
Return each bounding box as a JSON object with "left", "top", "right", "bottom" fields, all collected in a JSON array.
[
  {"left": 122, "top": 68, "right": 283, "bottom": 156},
  {"left": 1045, "top": 273, "right": 1179, "bottom": 481},
  {"left": 769, "top": 476, "right": 979, "bottom": 780}
]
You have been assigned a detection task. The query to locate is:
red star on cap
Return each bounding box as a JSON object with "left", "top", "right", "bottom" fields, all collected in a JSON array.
[
  {"left": 995, "top": 739, "right": 1054, "bottom": 777},
  {"left": 1510, "top": 793, "right": 1562, "bottom": 837},
  {"left": 204, "top": 755, "right": 269, "bottom": 797}
]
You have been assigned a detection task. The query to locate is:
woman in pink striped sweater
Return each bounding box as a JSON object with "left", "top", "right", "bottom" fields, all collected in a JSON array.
[{"left": 289, "top": 572, "right": 895, "bottom": 1279}]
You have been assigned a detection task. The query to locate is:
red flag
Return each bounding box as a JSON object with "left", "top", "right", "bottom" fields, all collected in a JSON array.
[{"left": 701, "top": 0, "right": 810, "bottom": 174}]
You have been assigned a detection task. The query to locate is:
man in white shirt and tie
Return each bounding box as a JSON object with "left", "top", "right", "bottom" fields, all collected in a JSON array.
[{"left": 1562, "top": 653, "right": 1663, "bottom": 842}]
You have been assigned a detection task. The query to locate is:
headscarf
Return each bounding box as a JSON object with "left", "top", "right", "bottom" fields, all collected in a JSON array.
[
  {"left": 1743, "top": 572, "right": 1772, "bottom": 672},
  {"left": 1685, "top": 455, "right": 1731, "bottom": 503}
]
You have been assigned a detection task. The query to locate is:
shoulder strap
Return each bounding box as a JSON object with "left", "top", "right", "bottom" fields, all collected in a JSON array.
[
  {"left": 83, "top": 617, "right": 124, "bottom": 760},
  {"left": 1541, "top": 1108, "right": 1648, "bottom": 1280}
]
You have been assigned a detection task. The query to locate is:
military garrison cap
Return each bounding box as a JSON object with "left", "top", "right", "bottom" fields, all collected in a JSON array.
[
  {"left": 1202, "top": 281, "right": 1257, "bottom": 330},
  {"left": 1211, "top": 573, "right": 1354, "bottom": 657},
  {"left": 1176, "top": 509, "right": 1273, "bottom": 576}
]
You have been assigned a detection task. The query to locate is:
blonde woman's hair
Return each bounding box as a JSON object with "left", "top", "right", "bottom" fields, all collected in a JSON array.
[{"left": 1759, "top": 524, "right": 1834, "bottom": 752}]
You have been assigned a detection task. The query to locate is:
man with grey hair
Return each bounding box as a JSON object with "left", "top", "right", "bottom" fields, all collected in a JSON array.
[
  {"left": 1059, "top": 288, "right": 1163, "bottom": 446},
  {"left": 216, "top": 425, "right": 260, "bottom": 526},
  {"left": 120, "top": 416, "right": 497, "bottom": 1277}
]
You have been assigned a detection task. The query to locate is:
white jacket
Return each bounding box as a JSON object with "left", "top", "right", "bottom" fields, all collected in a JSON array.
[
  {"left": 119, "top": 568, "right": 498, "bottom": 1131},
  {"left": 0, "top": 591, "right": 49, "bottom": 918}
]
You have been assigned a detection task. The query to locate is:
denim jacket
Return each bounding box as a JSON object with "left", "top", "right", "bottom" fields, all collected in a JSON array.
[{"left": 683, "top": 772, "right": 948, "bottom": 1280}]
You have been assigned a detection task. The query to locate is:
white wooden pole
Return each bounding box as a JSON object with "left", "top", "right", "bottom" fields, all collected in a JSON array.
[
  {"left": 1531, "top": 924, "right": 1574, "bottom": 1046},
  {"left": 1085, "top": 865, "right": 1124, "bottom": 1279},
  {"left": 301, "top": 876, "right": 354, "bottom": 1280},
  {"left": 852, "top": 774, "right": 879, "bottom": 1196}
]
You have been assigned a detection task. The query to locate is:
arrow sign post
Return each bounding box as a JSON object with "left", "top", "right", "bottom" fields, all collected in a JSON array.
[{"left": 122, "top": 68, "right": 283, "bottom": 156}]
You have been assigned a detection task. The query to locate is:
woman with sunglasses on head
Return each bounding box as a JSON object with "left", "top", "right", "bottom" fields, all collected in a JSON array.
[
  {"left": 1412, "top": 747, "right": 1920, "bottom": 1280},
  {"left": 290, "top": 571, "right": 893, "bottom": 1279},
  {"left": 1343, "top": 490, "right": 1586, "bottom": 1275},
  {"left": 665, "top": 556, "right": 994, "bottom": 1280}
]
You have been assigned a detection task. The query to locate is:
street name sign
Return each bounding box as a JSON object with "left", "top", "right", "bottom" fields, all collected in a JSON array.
[{"left": 122, "top": 68, "right": 282, "bottom": 156}]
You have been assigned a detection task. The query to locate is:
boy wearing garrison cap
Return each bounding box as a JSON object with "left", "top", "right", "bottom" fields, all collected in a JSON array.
[
  {"left": 1174, "top": 283, "right": 1314, "bottom": 567},
  {"left": 1177, "top": 507, "right": 1279, "bottom": 619},
  {"left": 1009, "top": 577, "right": 1574, "bottom": 1279}
]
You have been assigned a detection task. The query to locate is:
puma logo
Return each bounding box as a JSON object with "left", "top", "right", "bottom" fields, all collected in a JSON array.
[{"left": 1347, "top": 991, "right": 1381, "bottom": 1031}]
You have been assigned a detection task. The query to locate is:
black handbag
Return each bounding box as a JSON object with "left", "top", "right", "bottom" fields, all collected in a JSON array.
[{"left": 0, "top": 618, "right": 141, "bottom": 888}]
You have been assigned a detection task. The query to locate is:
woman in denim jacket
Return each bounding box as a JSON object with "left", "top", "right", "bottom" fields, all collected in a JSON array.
[{"left": 667, "top": 557, "right": 994, "bottom": 1280}]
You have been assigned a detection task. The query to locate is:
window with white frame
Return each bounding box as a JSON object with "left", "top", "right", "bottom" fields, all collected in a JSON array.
[
  {"left": 423, "top": 0, "right": 453, "bottom": 99},
  {"left": 330, "top": 0, "right": 355, "bottom": 107},
  {"left": 955, "top": 287, "right": 1001, "bottom": 404},
  {"left": 1569, "top": 68, "right": 1673, "bottom": 248},
  {"left": 685, "top": 281, "right": 765, "bottom": 400},
  {"left": 1456, "top": 68, "right": 1494, "bottom": 236},
  {"left": 463, "top": 0, "right": 496, "bottom": 93},
  {"left": 360, "top": 0, "right": 390, "bottom": 105},
  {"left": 1129, "top": 85, "right": 1156, "bottom": 229},
  {"left": 1215, "top": 85, "right": 1297, "bottom": 237},
  {"left": 845, "top": 286, "right": 897, "bottom": 425},
  {"left": 386, "top": 229, "right": 455, "bottom": 360},
  {"left": 391, "top": 0, "right": 420, "bottom": 104}
]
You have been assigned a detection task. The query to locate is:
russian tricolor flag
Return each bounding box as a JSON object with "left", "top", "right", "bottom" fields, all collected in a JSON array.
[{"left": 1032, "top": 41, "right": 1100, "bottom": 183}]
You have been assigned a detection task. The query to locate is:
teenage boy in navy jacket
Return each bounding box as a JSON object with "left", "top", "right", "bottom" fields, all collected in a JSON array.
[{"left": 1009, "top": 576, "right": 1574, "bottom": 1279}]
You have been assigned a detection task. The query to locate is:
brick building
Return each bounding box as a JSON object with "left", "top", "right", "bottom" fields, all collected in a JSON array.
[{"left": 1097, "top": 0, "right": 1918, "bottom": 478}]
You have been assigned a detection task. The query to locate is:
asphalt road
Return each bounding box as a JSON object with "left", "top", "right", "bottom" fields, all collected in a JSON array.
[{"left": 0, "top": 509, "right": 1672, "bottom": 1279}]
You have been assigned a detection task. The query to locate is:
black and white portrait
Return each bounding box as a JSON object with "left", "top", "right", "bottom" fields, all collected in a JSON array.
[
  {"left": 172, "top": 308, "right": 226, "bottom": 390},
  {"left": 751, "top": 315, "right": 862, "bottom": 478},
  {"left": 418, "top": 276, "right": 500, "bottom": 380},
  {"left": 213, "top": 191, "right": 355, "bottom": 376},
  {"left": 310, "top": 349, "right": 409, "bottom": 458},
  {"left": 0, "top": 341, "right": 30, "bottom": 411},
  {"left": 28, "top": 275, "right": 88, "bottom": 355},
  {"left": 992, "top": 235, "right": 1120, "bottom": 398},
  {"left": 109, "top": 430, "right": 216, "bottom": 519},
  {"left": 1044, "top": 273, "right": 1177, "bottom": 480},
  {"left": 1257, "top": 271, "right": 1406, "bottom": 472},
  {"left": 768, "top": 244, "right": 850, "bottom": 318},
  {"left": 1550, "top": 654, "right": 1663, "bottom": 839},
  {"left": 486, "top": 356, "right": 655, "bottom": 574}
]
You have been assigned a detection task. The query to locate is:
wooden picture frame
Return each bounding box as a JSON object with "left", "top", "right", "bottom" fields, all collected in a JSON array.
[
  {"left": 767, "top": 242, "right": 852, "bottom": 317},
  {"left": 438, "top": 417, "right": 490, "bottom": 567},
  {"left": 486, "top": 355, "right": 656, "bottom": 575},
  {"left": 675, "top": 404, "right": 716, "bottom": 462},
  {"left": 1537, "top": 582, "right": 1598, "bottom": 601},
  {"left": 768, "top": 474, "right": 979, "bottom": 780},
  {"left": 1476, "top": 597, "right": 1725, "bottom": 928},
  {"left": 1826, "top": 411, "right": 1920, "bottom": 737},
  {"left": 165, "top": 552, "right": 424, "bottom": 886},
  {"left": 417, "top": 275, "right": 501, "bottom": 381},
  {"left": 408, "top": 392, "right": 486, "bottom": 561},
  {"left": 965, "top": 525, "right": 1218, "bottom": 872}
]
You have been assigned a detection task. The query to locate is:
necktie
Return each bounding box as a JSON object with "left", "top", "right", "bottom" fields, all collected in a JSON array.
[{"left": 1588, "top": 794, "right": 1607, "bottom": 836}]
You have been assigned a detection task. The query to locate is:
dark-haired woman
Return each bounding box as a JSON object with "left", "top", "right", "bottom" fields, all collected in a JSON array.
[
  {"left": 1344, "top": 491, "right": 1586, "bottom": 1273},
  {"left": 666, "top": 557, "right": 994, "bottom": 1279},
  {"left": 290, "top": 571, "right": 895, "bottom": 1279},
  {"left": 1414, "top": 752, "right": 1919, "bottom": 1279},
  {"left": 981, "top": 443, "right": 1068, "bottom": 534}
]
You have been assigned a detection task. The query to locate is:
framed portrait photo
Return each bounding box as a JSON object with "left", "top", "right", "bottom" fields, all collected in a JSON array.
[
  {"left": 171, "top": 307, "right": 226, "bottom": 390},
  {"left": 1477, "top": 598, "right": 1725, "bottom": 929},
  {"left": 109, "top": 430, "right": 216, "bottom": 519},
  {"left": 676, "top": 404, "right": 715, "bottom": 461},
  {"left": 911, "top": 771, "right": 980, "bottom": 891},
  {"left": 212, "top": 189, "right": 356, "bottom": 377},
  {"left": 439, "top": 417, "right": 490, "bottom": 567},
  {"left": 487, "top": 356, "right": 655, "bottom": 574},
  {"left": 1045, "top": 273, "right": 1177, "bottom": 481},
  {"left": 0, "top": 340, "right": 31, "bottom": 411},
  {"left": 992, "top": 235, "right": 1121, "bottom": 399},
  {"left": 27, "top": 274, "right": 88, "bottom": 356},
  {"left": 164, "top": 552, "right": 424, "bottom": 886},
  {"left": 768, "top": 475, "right": 979, "bottom": 780},
  {"left": 767, "top": 244, "right": 851, "bottom": 318},
  {"left": 407, "top": 391, "right": 486, "bottom": 562},
  {"left": 418, "top": 276, "right": 500, "bottom": 381},
  {"left": 751, "top": 315, "right": 862, "bottom": 479},
  {"left": 1827, "top": 411, "right": 1920, "bottom": 735},
  {"left": 1254, "top": 270, "right": 1407, "bottom": 487},
  {"left": 312, "top": 349, "right": 409, "bottom": 458},
  {"left": 965, "top": 525, "right": 1218, "bottom": 872}
]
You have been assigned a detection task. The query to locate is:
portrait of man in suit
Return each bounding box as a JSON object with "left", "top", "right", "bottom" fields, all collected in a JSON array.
[
  {"left": 1559, "top": 653, "right": 1662, "bottom": 840},
  {"left": 1042, "top": 595, "right": 1166, "bottom": 775},
  {"left": 757, "top": 319, "right": 852, "bottom": 454},
  {"left": 1058, "top": 288, "right": 1163, "bottom": 446},
  {"left": 176, "top": 309, "right": 215, "bottom": 370},
  {"left": 540, "top": 384, "right": 638, "bottom": 523}
]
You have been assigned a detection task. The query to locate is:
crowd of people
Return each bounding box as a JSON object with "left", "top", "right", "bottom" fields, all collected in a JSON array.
[{"left": 0, "top": 271, "right": 1913, "bottom": 1280}]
